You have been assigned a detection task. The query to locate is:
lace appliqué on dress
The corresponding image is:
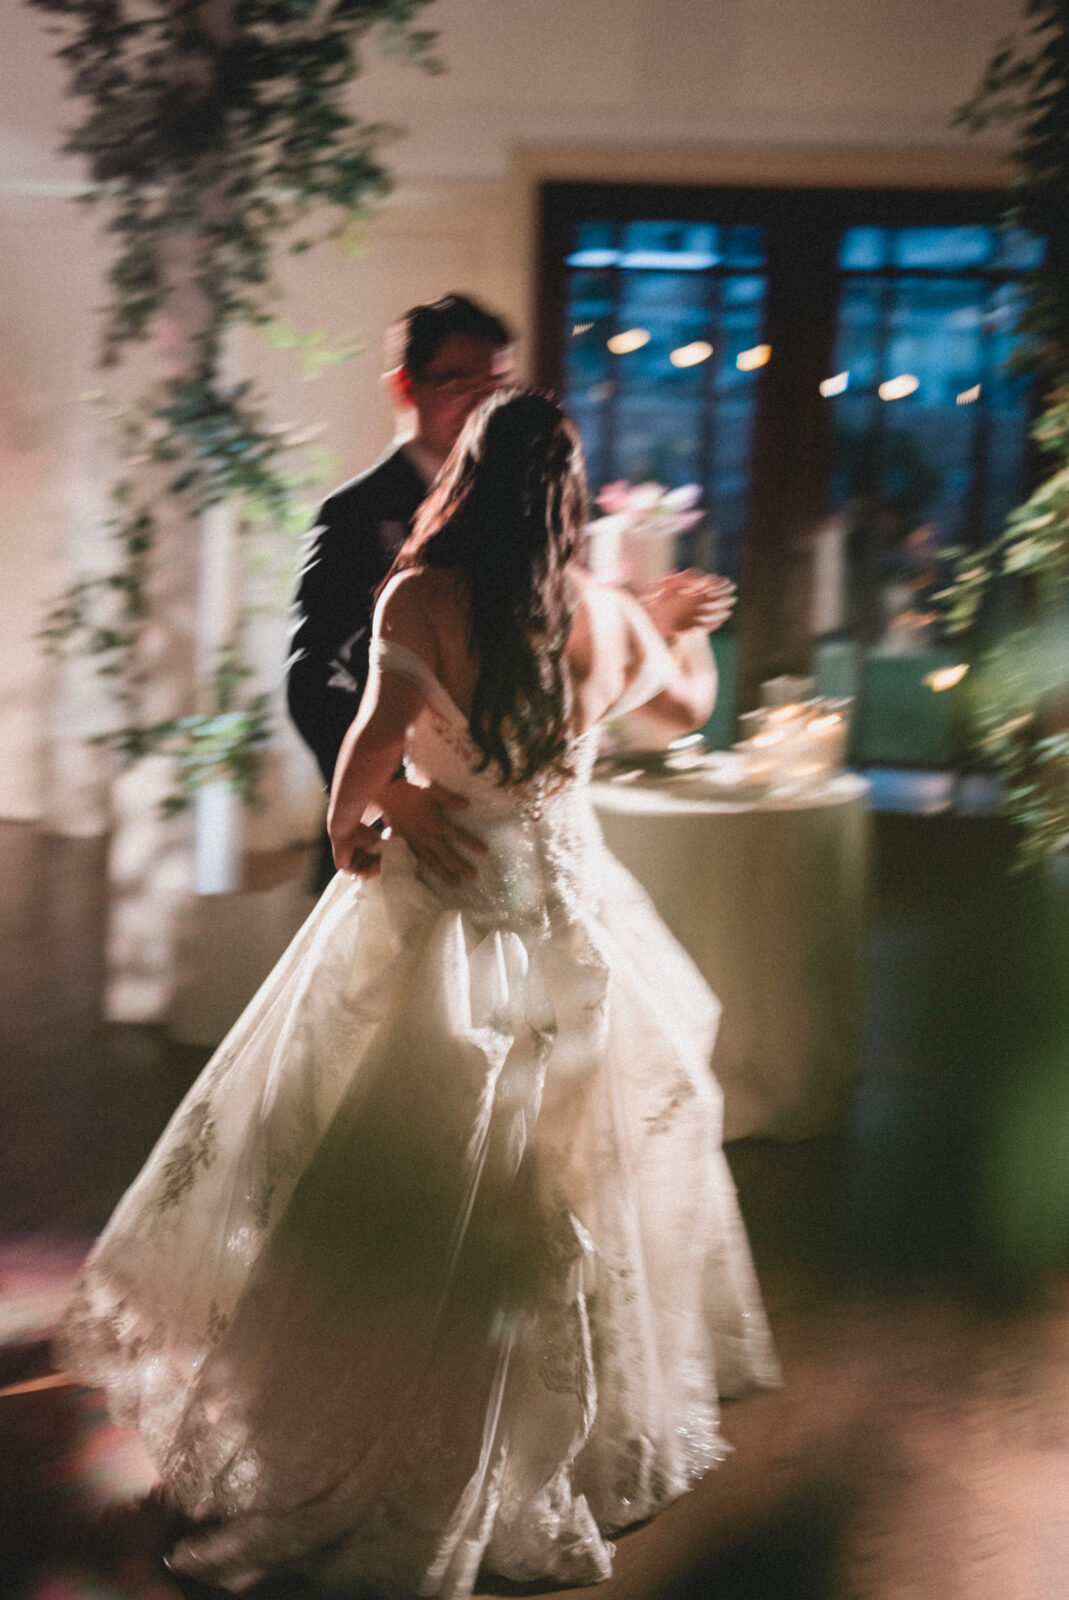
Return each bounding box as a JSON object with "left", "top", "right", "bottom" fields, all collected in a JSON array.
[
  {"left": 156, "top": 1099, "right": 217, "bottom": 1212},
  {"left": 537, "top": 1197, "right": 597, "bottom": 1423}
]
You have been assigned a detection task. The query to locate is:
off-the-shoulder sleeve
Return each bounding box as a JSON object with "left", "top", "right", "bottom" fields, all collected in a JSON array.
[
  {"left": 367, "top": 637, "right": 440, "bottom": 698},
  {"left": 606, "top": 596, "right": 677, "bottom": 717}
]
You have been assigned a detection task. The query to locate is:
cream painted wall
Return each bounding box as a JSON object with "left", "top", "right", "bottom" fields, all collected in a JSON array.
[
  {"left": 0, "top": 0, "right": 1019, "bottom": 832},
  {"left": 0, "top": 189, "right": 112, "bottom": 825},
  {"left": 349, "top": 0, "right": 1019, "bottom": 176}
]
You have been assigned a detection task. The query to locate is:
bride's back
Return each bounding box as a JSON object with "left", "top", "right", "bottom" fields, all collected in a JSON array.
[{"left": 386, "top": 565, "right": 640, "bottom": 750}]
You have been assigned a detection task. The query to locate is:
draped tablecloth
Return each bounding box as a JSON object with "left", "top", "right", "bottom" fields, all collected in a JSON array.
[{"left": 592, "top": 774, "right": 870, "bottom": 1140}]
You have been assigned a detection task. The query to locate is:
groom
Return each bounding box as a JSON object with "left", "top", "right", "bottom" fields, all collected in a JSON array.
[{"left": 286, "top": 293, "right": 514, "bottom": 890}]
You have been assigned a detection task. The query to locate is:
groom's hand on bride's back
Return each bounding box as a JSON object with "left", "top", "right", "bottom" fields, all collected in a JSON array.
[
  {"left": 331, "top": 821, "right": 385, "bottom": 877},
  {"left": 380, "top": 777, "right": 486, "bottom": 887}
]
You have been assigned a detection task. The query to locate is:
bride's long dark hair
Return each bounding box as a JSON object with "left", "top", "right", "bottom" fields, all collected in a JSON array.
[{"left": 388, "top": 388, "right": 588, "bottom": 785}]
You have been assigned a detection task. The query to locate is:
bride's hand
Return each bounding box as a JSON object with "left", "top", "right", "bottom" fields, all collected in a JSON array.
[
  {"left": 331, "top": 822, "right": 384, "bottom": 877},
  {"left": 641, "top": 569, "right": 737, "bottom": 636}
]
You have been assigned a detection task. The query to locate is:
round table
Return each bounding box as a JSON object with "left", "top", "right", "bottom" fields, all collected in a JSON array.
[{"left": 591, "top": 773, "right": 870, "bottom": 1140}]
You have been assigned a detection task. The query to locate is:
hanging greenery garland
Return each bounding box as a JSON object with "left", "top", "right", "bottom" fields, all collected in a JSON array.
[
  {"left": 943, "top": 0, "right": 1069, "bottom": 864},
  {"left": 30, "top": 0, "right": 441, "bottom": 811}
]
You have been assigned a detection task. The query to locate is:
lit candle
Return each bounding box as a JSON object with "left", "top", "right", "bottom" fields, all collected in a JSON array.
[
  {"left": 737, "top": 728, "right": 786, "bottom": 787},
  {"left": 801, "top": 712, "right": 847, "bottom": 784},
  {"left": 766, "top": 702, "right": 806, "bottom": 726}
]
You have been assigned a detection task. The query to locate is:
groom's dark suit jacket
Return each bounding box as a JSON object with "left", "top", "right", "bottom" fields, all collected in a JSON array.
[{"left": 286, "top": 444, "right": 427, "bottom": 787}]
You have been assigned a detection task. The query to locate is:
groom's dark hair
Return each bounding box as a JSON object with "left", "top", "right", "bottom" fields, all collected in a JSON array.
[{"left": 384, "top": 294, "right": 512, "bottom": 377}]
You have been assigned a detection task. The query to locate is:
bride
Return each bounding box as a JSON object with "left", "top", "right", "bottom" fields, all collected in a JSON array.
[{"left": 58, "top": 389, "right": 779, "bottom": 1596}]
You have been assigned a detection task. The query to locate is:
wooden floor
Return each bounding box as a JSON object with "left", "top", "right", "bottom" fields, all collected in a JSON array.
[{"left": 5, "top": 815, "right": 1069, "bottom": 1599}]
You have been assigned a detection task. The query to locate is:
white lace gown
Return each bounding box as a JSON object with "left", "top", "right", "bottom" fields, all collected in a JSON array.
[{"left": 59, "top": 635, "right": 780, "bottom": 1596}]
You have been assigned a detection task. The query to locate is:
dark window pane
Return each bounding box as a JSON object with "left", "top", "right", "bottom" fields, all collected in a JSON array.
[
  {"left": 831, "top": 279, "right": 884, "bottom": 393},
  {"left": 574, "top": 220, "right": 617, "bottom": 254},
  {"left": 613, "top": 269, "right": 709, "bottom": 481},
  {"left": 722, "top": 225, "right": 766, "bottom": 266},
  {"left": 994, "top": 228, "right": 1047, "bottom": 271},
  {"left": 563, "top": 267, "right": 616, "bottom": 477},
  {"left": 893, "top": 226, "right": 993, "bottom": 270},
  {"left": 885, "top": 277, "right": 986, "bottom": 407},
  {"left": 711, "top": 395, "right": 760, "bottom": 557},
  {"left": 718, "top": 279, "right": 767, "bottom": 391},
  {"left": 722, "top": 274, "right": 766, "bottom": 308},
  {"left": 986, "top": 281, "right": 1033, "bottom": 409},
  {"left": 621, "top": 221, "right": 719, "bottom": 267},
  {"left": 560, "top": 223, "right": 768, "bottom": 577},
  {"left": 830, "top": 278, "right": 988, "bottom": 533},
  {"left": 568, "top": 267, "right": 614, "bottom": 325},
  {"left": 839, "top": 227, "right": 887, "bottom": 271},
  {"left": 616, "top": 269, "right": 709, "bottom": 366},
  {"left": 828, "top": 392, "right": 880, "bottom": 510},
  {"left": 555, "top": 202, "right": 1039, "bottom": 614},
  {"left": 822, "top": 224, "right": 1042, "bottom": 646}
]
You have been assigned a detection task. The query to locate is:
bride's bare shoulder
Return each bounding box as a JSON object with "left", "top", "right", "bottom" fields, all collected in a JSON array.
[
  {"left": 376, "top": 567, "right": 472, "bottom": 691},
  {"left": 378, "top": 567, "right": 463, "bottom": 631}
]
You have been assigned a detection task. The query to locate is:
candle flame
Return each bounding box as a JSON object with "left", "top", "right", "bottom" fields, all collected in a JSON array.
[{"left": 924, "top": 664, "right": 969, "bottom": 692}]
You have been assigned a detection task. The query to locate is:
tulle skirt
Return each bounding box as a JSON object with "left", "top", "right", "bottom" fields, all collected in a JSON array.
[{"left": 59, "top": 836, "right": 779, "bottom": 1595}]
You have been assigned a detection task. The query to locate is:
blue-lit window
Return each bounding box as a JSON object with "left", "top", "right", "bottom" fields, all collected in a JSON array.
[
  {"left": 826, "top": 225, "right": 1043, "bottom": 642},
  {"left": 551, "top": 200, "right": 1042, "bottom": 622},
  {"left": 563, "top": 221, "right": 769, "bottom": 572}
]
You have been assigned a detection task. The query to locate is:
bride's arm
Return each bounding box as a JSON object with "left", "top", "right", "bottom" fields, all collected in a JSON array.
[
  {"left": 328, "top": 571, "right": 486, "bottom": 881},
  {"left": 327, "top": 574, "right": 432, "bottom": 874},
  {"left": 642, "top": 628, "right": 719, "bottom": 731},
  {"left": 620, "top": 587, "right": 720, "bottom": 733},
  {"left": 327, "top": 667, "right": 423, "bottom": 874}
]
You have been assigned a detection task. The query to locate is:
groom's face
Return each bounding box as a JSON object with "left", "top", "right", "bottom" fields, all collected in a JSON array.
[{"left": 404, "top": 333, "right": 513, "bottom": 457}]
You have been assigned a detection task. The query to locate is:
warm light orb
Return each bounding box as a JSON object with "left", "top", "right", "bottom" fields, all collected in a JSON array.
[
  {"left": 572, "top": 321, "right": 594, "bottom": 337},
  {"left": 925, "top": 664, "right": 969, "bottom": 692},
  {"left": 879, "top": 374, "right": 920, "bottom": 402},
  {"left": 669, "top": 340, "right": 714, "bottom": 368},
  {"left": 956, "top": 384, "right": 981, "bottom": 406},
  {"left": 736, "top": 344, "right": 771, "bottom": 371},
  {"left": 607, "top": 328, "right": 651, "bottom": 355},
  {"left": 819, "top": 372, "right": 850, "bottom": 398}
]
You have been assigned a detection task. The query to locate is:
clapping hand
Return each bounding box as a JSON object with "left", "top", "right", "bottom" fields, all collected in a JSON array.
[{"left": 641, "top": 569, "right": 737, "bottom": 637}]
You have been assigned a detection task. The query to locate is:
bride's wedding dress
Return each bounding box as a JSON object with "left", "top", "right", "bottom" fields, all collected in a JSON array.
[{"left": 59, "top": 632, "right": 779, "bottom": 1596}]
